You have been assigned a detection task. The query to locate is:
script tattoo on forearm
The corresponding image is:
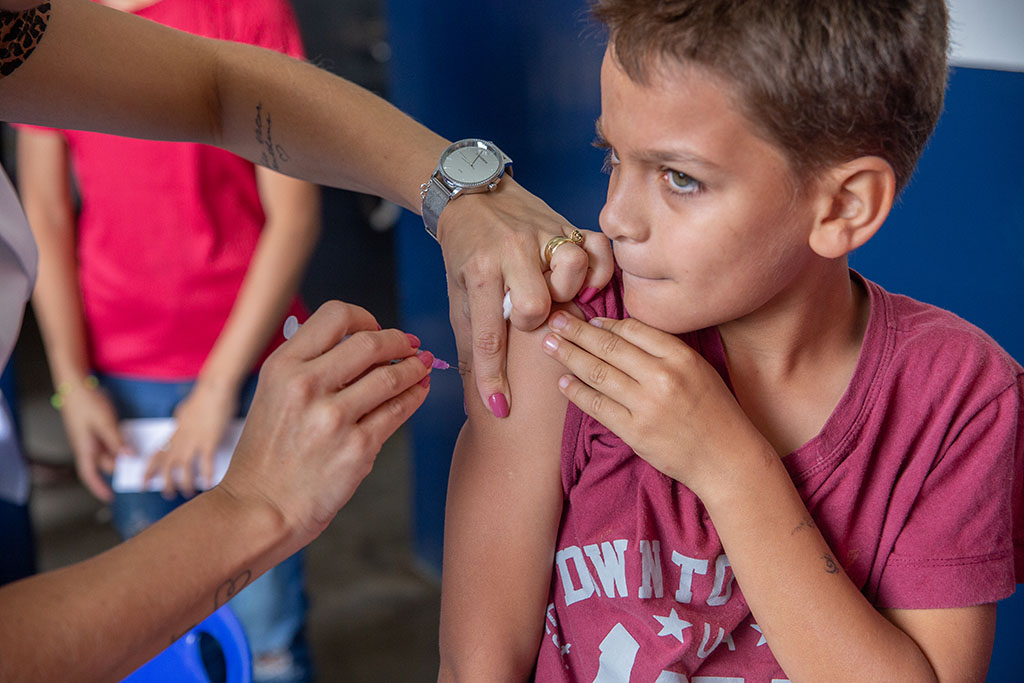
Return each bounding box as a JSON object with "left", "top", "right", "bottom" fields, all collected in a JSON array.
[
  {"left": 822, "top": 553, "right": 839, "bottom": 574},
  {"left": 0, "top": 2, "right": 51, "bottom": 78},
  {"left": 253, "top": 102, "right": 290, "bottom": 170}
]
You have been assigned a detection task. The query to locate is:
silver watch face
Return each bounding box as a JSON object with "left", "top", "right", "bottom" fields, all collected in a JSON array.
[{"left": 440, "top": 139, "right": 503, "bottom": 187}]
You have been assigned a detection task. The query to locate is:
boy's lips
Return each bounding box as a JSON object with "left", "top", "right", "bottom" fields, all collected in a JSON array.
[{"left": 620, "top": 266, "right": 664, "bottom": 282}]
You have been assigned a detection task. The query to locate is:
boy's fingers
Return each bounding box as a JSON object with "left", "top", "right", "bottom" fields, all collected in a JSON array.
[
  {"left": 585, "top": 315, "right": 685, "bottom": 359},
  {"left": 554, "top": 372, "right": 631, "bottom": 435},
  {"left": 546, "top": 311, "right": 650, "bottom": 377}
]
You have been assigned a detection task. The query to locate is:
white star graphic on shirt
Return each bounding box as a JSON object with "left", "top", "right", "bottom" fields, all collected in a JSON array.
[
  {"left": 653, "top": 608, "right": 693, "bottom": 643},
  {"left": 751, "top": 623, "right": 767, "bottom": 646}
]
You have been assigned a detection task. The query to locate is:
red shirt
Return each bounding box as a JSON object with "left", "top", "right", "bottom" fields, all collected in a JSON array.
[
  {"left": 38, "top": 0, "right": 307, "bottom": 378},
  {"left": 535, "top": 271, "right": 1024, "bottom": 681}
]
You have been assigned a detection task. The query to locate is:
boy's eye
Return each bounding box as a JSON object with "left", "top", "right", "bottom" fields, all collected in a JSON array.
[
  {"left": 601, "top": 147, "right": 620, "bottom": 173},
  {"left": 666, "top": 169, "right": 700, "bottom": 194}
]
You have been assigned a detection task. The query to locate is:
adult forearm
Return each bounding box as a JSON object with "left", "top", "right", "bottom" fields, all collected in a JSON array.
[
  {"left": 0, "top": 486, "right": 293, "bottom": 681},
  {"left": 2, "top": 1, "right": 446, "bottom": 211},
  {"left": 699, "top": 448, "right": 937, "bottom": 682},
  {"left": 210, "top": 42, "right": 445, "bottom": 212}
]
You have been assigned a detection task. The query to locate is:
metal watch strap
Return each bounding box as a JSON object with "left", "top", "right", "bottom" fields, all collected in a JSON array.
[{"left": 420, "top": 175, "right": 451, "bottom": 242}]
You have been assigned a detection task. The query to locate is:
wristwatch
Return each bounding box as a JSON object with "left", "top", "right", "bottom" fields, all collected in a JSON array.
[{"left": 420, "top": 138, "right": 513, "bottom": 241}]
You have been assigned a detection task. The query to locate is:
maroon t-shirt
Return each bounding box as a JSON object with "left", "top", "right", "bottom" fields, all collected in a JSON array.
[{"left": 535, "top": 271, "right": 1024, "bottom": 681}]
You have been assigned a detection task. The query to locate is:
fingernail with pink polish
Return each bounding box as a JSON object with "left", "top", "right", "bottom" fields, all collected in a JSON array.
[
  {"left": 579, "top": 286, "right": 600, "bottom": 304},
  {"left": 419, "top": 375, "right": 431, "bottom": 388},
  {"left": 417, "top": 350, "right": 434, "bottom": 368},
  {"left": 488, "top": 392, "right": 509, "bottom": 418},
  {"left": 406, "top": 333, "right": 421, "bottom": 348}
]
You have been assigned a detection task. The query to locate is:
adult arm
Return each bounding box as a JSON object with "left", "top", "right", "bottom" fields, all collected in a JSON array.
[
  {"left": 0, "top": 301, "right": 432, "bottom": 681},
  {"left": 438, "top": 309, "right": 570, "bottom": 680},
  {"left": 541, "top": 311, "right": 996, "bottom": 682},
  {"left": 0, "top": 0, "right": 614, "bottom": 415},
  {"left": 146, "top": 169, "right": 321, "bottom": 496},
  {"left": 16, "top": 126, "right": 126, "bottom": 501}
]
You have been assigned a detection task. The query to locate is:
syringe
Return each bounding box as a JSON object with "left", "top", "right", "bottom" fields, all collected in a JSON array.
[{"left": 282, "top": 316, "right": 454, "bottom": 370}]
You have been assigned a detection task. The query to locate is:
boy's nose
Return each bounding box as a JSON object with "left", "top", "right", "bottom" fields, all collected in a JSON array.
[{"left": 599, "top": 172, "right": 648, "bottom": 243}]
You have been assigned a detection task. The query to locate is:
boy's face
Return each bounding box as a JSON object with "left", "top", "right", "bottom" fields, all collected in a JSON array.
[{"left": 598, "top": 49, "right": 823, "bottom": 334}]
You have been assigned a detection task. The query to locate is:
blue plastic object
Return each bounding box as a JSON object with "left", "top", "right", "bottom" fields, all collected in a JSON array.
[{"left": 122, "top": 605, "right": 251, "bottom": 683}]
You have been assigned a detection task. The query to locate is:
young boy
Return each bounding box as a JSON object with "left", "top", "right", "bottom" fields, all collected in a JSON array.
[{"left": 439, "top": 1, "right": 1023, "bottom": 680}]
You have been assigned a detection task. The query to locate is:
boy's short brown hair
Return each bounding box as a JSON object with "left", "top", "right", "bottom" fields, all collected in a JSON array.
[{"left": 592, "top": 0, "right": 949, "bottom": 193}]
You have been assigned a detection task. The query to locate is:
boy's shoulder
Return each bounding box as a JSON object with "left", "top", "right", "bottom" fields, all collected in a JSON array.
[{"left": 865, "top": 277, "right": 1023, "bottom": 393}]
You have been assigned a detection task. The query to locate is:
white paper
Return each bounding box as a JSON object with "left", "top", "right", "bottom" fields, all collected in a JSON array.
[{"left": 112, "top": 417, "right": 245, "bottom": 493}]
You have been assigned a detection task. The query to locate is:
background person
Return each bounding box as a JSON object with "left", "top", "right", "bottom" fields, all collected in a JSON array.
[{"left": 17, "top": 0, "right": 319, "bottom": 679}]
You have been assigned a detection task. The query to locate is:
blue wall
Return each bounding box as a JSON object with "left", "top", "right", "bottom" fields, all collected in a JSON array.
[
  {"left": 850, "top": 67, "right": 1024, "bottom": 363},
  {"left": 848, "top": 65, "right": 1024, "bottom": 683}
]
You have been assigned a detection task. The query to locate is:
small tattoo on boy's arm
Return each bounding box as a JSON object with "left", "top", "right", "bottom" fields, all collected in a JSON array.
[
  {"left": 791, "top": 516, "right": 816, "bottom": 535},
  {"left": 252, "top": 102, "right": 289, "bottom": 170},
  {"left": 822, "top": 553, "right": 839, "bottom": 574}
]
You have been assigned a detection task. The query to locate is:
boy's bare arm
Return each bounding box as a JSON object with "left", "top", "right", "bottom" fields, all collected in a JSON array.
[
  {"left": 439, "top": 313, "right": 570, "bottom": 680},
  {"left": 699, "top": 450, "right": 994, "bottom": 682}
]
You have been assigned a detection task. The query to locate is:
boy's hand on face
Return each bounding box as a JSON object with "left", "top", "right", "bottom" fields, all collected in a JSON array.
[{"left": 541, "top": 311, "right": 771, "bottom": 495}]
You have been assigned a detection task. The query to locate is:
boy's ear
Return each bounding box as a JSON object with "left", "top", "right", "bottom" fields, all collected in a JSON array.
[{"left": 809, "top": 157, "right": 896, "bottom": 259}]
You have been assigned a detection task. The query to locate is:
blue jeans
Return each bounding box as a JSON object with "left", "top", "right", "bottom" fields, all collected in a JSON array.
[{"left": 100, "top": 373, "right": 311, "bottom": 683}]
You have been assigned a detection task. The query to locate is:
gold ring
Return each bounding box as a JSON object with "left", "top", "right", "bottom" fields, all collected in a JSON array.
[{"left": 543, "top": 230, "right": 586, "bottom": 267}]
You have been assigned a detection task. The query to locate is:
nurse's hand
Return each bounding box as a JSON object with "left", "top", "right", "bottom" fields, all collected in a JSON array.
[
  {"left": 439, "top": 177, "right": 613, "bottom": 418},
  {"left": 218, "top": 301, "right": 432, "bottom": 548}
]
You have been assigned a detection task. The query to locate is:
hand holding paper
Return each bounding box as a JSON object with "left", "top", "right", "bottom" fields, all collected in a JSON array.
[{"left": 113, "top": 418, "right": 245, "bottom": 494}]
